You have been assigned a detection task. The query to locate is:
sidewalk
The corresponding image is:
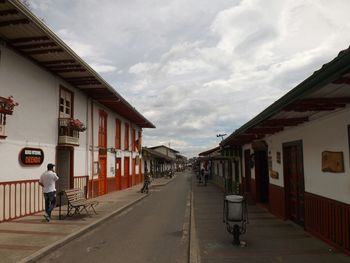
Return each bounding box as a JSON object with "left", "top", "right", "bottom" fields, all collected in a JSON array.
[
  {"left": 0, "top": 176, "right": 174, "bottom": 263},
  {"left": 191, "top": 175, "right": 350, "bottom": 263}
]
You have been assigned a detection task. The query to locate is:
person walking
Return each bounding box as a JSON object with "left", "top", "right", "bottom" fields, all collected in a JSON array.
[
  {"left": 199, "top": 168, "right": 204, "bottom": 184},
  {"left": 204, "top": 168, "right": 209, "bottom": 186},
  {"left": 39, "top": 163, "right": 59, "bottom": 222},
  {"left": 141, "top": 168, "right": 151, "bottom": 194}
]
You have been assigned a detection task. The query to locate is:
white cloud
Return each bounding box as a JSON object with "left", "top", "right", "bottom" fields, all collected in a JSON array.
[{"left": 30, "top": 0, "right": 350, "bottom": 157}]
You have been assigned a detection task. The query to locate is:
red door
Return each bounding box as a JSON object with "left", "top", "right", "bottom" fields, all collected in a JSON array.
[
  {"left": 98, "top": 157, "right": 107, "bottom": 195},
  {"left": 124, "top": 157, "right": 130, "bottom": 188},
  {"left": 116, "top": 158, "right": 122, "bottom": 190},
  {"left": 283, "top": 141, "right": 305, "bottom": 226},
  {"left": 98, "top": 110, "right": 107, "bottom": 195},
  {"left": 132, "top": 158, "right": 136, "bottom": 185}
]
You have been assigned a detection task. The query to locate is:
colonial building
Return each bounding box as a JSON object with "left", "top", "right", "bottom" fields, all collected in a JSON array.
[
  {"left": 142, "top": 145, "right": 179, "bottom": 177},
  {"left": 0, "top": 0, "right": 154, "bottom": 222},
  {"left": 221, "top": 47, "right": 350, "bottom": 253},
  {"left": 198, "top": 146, "right": 241, "bottom": 193},
  {"left": 142, "top": 147, "right": 173, "bottom": 178}
]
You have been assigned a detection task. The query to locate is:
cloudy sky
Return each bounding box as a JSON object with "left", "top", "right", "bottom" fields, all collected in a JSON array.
[{"left": 29, "top": 0, "right": 350, "bottom": 157}]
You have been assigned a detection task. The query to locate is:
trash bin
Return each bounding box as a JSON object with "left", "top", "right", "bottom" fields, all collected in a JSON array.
[{"left": 225, "top": 195, "right": 244, "bottom": 221}]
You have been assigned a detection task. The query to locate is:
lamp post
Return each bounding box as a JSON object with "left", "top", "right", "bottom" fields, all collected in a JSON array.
[{"left": 223, "top": 194, "right": 248, "bottom": 246}]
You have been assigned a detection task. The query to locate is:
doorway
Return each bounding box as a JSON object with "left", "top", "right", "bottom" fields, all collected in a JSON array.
[
  {"left": 124, "top": 157, "right": 130, "bottom": 188},
  {"left": 254, "top": 150, "right": 269, "bottom": 203},
  {"left": 56, "top": 147, "right": 73, "bottom": 205},
  {"left": 115, "top": 158, "right": 122, "bottom": 190},
  {"left": 283, "top": 141, "right": 305, "bottom": 226}
]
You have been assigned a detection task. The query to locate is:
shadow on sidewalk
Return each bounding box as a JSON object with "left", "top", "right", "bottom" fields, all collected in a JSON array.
[{"left": 192, "top": 176, "right": 350, "bottom": 263}]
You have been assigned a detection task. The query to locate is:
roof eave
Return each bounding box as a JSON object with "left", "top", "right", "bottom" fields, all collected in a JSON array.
[
  {"left": 8, "top": 0, "right": 155, "bottom": 129},
  {"left": 221, "top": 47, "right": 350, "bottom": 146}
]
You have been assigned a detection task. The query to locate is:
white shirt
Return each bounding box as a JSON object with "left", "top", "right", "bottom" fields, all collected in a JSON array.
[{"left": 39, "top": 170, "right": 59, "bottom": 193}]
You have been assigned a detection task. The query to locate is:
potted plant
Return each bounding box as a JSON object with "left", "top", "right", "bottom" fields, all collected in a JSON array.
[
  {"left": 0, "top": 96, "right": 19, "bottom": 115},
  {"left": 69, "top": 118, "right": 87, "bottom": 132}
]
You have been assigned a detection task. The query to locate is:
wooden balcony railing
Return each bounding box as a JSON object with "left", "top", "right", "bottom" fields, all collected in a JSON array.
[
  {"left": 58, "top": 118, "right": 80, "bottom": 146},
  {"left": 0, "top": 179, "right": 44, "bottom": 223}
]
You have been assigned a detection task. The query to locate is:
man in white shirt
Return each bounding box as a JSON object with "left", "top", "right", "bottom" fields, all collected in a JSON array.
[{"left": 39, "top": 163, "right": 59, "bottom": 222}]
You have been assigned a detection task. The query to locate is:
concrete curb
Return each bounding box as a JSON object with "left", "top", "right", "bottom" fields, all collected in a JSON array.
[
  {"left": 150, "top": 175, "right": 177, "bottom": 188},
  {"left": 189, "top": 181, "right": 201, "bottom": 263},
  {"left": 19, "top": 194, "right": 149, "bottom": 263}
]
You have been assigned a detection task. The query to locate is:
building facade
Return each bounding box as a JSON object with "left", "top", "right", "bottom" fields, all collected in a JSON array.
[
  {"left": 0, "top": 0, "right": 154, "bottom": 222},
  {"left": 221, "top": 47, "right": 350, "bottom": 253}
]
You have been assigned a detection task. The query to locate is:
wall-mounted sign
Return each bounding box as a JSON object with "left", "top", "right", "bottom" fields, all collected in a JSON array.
[
  {"left": 20, "top": 147, "right": 44, "bottom": 165},
  {"left": 322, "top": 151, "right": 344, "bottom": 173}
]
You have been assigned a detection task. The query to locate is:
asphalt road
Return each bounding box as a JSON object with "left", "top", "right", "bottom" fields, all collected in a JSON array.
[{"left": 37, "top": 173, "right": 192, "bottom": 263}]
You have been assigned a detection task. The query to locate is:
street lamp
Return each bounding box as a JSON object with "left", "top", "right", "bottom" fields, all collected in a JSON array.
[
  {"left": 223, "top": 194, "right": 248, "bottom": 246},
  {"left": 216, "top": 133, "right": 227, "bottom": 141}
]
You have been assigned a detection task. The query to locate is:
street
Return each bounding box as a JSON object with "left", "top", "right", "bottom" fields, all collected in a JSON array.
[{"left": 37, "top": 173, "right": 191, "bottom": 263}]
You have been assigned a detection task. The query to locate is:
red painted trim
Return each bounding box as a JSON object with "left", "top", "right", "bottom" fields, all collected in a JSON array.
[
  {"left": 115, "top": 118, "right": 121, "bottom": 149},
  {"left": 305, "top": 192, "right": 350, "bottom": 254},
  {"left": 250, "top": 178, "right": 256, "bottom": 201},
  {"left": 0, "top": 180, "right": 44, "bottom": 223},
  {"left": 107, "top": 177, "right": 116, "bottom": 193},
  {"left": 268, "top": 184, "right": 286, "bottom": 219}
]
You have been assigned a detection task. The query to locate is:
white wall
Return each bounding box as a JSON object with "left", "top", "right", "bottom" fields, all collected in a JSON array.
[
  {"left": 266, "top": 108, "right": 350, "bottom": 204},
  {"left": 0, "top": 45, "right": 144, "bottom": 185},
  {"left": 153, "top": 146, "right": 177, "bottom": 159},
  {"left": 0, "top": 47, "right": 59, "bottom": 181},
  {"left": 90, "top": 102, "right": 142, "bottom": 178}
]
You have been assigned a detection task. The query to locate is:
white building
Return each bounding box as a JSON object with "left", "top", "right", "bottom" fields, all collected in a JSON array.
[
  {"left": 221, "top": 47, "right": 350, "bottom": 253},
  {"left": 143, "top": 145, "right": 179, "bottom": 177},
  {"left": 0, "top": 0, "right": 154, "bottom": 222}
]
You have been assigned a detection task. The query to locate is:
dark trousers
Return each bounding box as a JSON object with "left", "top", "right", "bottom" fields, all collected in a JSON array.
[
  {"left": 44, "top": 191, "right": 56, "bottom": 217},
  {"left": 141, "top": 181, "right": 149, "bottom": 193}
]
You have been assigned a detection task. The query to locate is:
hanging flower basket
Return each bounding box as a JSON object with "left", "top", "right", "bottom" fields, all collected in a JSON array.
[
  {"left": 0, "top": 96, "right": 19, "bottom": 115},
  {"left": 69, "top": 118, "right": 87, "bottom": 132}
]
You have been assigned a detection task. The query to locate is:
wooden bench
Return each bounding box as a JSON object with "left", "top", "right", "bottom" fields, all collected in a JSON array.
[{"left": 64, "top": 188, "right": 98, "bottom": 217}]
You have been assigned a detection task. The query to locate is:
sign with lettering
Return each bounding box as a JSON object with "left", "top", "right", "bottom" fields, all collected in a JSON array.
[{"left": 20, "top": 148, "right": 44, "bottom": 165}]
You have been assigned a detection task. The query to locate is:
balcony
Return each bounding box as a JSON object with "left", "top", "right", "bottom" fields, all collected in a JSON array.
[{"left": 58, "top": 118, "right": 86, "bottom": 146}]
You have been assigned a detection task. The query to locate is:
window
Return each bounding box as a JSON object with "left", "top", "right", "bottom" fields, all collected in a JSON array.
[
  {"left": 99, "top": 111, "right": 107, "bottom": 148},
  {"left": 115, "top": 119, "right": 121, "bottom": 149},
  {"left": 137, "top": 130, "right": 142, "bottom": 151},
  {"left": 124, "top": 123, "right": 129, "bottom": 150},
  {"left": 131, "top": 128, "right": 136, "bottom": 151},
  {"left": 59, "top": 87, "right": 73, "bottom": 118}
]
